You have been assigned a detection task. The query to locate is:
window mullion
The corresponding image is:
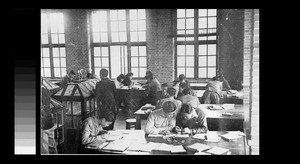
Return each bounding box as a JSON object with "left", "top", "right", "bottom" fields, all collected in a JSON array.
[
  {"left": 194, "top": 9, "right": 198, "bottom": 79},
  {"left": 126, "top": 10, "right": 131, "bottom": 73},
  {"left": 107, "top": 10, "right": 112, "bottom": 78},
  {"left": 47, "top": 13, "right": 55, "bottom": 78}
]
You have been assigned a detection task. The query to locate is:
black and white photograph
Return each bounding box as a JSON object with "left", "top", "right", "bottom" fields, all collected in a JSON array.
[{"left": 40, "top": 9, "right": 259, "bottom": 155}]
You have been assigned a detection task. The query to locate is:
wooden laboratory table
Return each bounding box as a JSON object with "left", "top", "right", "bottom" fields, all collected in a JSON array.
[
  {"left": 134, "top": 104, "right": 245, "bottom": 131},
  {"left": 87, "top": 130, "right": 246, "bottom": 155}
]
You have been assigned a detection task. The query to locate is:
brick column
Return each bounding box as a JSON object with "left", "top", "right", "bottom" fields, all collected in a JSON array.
[{"left": 146, "top": 9, "right": 174, "bottom": 85}]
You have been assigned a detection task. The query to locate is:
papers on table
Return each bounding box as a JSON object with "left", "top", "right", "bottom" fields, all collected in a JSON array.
[
  {"left": 102, "top": 139, "right": 131, "bottom": 152},
  {"left": 221, "top": 131, "right": 245, "bottom": 141},
  {"left": 148, "top": 134, "right": 163, "bottom": 138},
  {"left": 206, "top": 146, "right": 229, "bottom": 155},
  {"left": 192, "top": 133, "right": 206, "bottom": 140},
  {"left": 153, "top": 143, "right": 173, "bottom": 152},
  {"left": 152, "top": 143, "right": 187, "bottom": 154},
  {"left": 127, "top": 142, "right": 154, "bottom": 152},
  {"left": 141, "top": 104, "right": 156, "bottom": 111},
  {"left": 194, "top": 152, "right": 211, "bottom": 155},
  {"left": 171, "top": 145, "right": 186, "bottom": 153},
  {"left": 147, "top": 133, "right": 189, "bottom": 138},
  {"left": 205, "top": 131, "right": 221, "bottom": 142},
  {"left": 186, "top": 143, "right": 211, "bottom": 152},
  {"left": 221, "top": 103, "right": 235, "bottom": 110},
  {"left": 85, "top": 140, "right": 108, "bottom": 149},
  {"left": 208, "top": 105, "right": 223, "bottom": 110},
  {"left": 228, "top": 90, "right": 238, "bottom": 94}
]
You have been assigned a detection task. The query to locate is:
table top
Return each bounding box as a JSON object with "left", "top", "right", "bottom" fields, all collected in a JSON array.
[{"left": 89, "top": 130, "right": 246, "bottom": 155}]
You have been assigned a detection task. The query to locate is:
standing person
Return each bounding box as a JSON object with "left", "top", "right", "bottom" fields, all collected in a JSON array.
[
  {"left": 157, "top": 83, "right": 170, "bottom": 100},
  {"left": 95, "top": 69, "right": 117, "bottom": 130},
  {"left": 121, "top": 72, "right": 134, "bottom": 87},
  {"left": 145, "top": 101, "right": 177, "bottom": 135},
  {"left": 178, "top": 88, "right": 201, "bottom": 109},
  {"left": 41, "top": 85, "right": 58, "bottom": 154},
  {"left": 175, "top": 103, "right": 207, "bottom": 135},
  {"left": 156, "top": 87, "right": 182, "bottom": 116},
  {"left": 143, "top": 72, "right": 161, "bottom": 105},
  {"left": 178, "top": 74, "right": 189, "bottom": 86},
  {"left": 202, "top": 76, "right": 223, "bottom": 104},
  {"left": 59, "top": 70, "right": 76, "bottom": 88}
]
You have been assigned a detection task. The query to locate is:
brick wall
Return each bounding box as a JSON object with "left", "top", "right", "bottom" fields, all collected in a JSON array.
[
  {"left": 146, "top": 9, "right": 174, "bottom": 85},
  {"left": 243, "top": 9, "right": 259, "bottom": 155},
  {"left": 64, "top": 9, "right": 90, "bottom": 74}
]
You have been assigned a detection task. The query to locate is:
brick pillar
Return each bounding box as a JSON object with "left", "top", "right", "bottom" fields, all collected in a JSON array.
[
  {"left": 243, "top": 9, "right": 259, "bottom": 155},
  {"left": 64, "top": 9, "right": 90, "bottom": 74},
  {"left": 147, "top": 9, "right": 174, "bottom": 85}
]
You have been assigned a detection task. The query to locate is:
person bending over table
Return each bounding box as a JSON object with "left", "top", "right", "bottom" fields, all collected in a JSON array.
[
  {"left": 121, "top": 72, "right": 134, "bottom": 87},
  {"left": 202, "top": 76, "right": 222, "bottom": 104},
  {"left": 145, "top": 101, "right": 177, "bottom": 135},
  {"left": 59, "top": 70, "right": 76, "bottom": 88},
  {"left": 156, "top": 83, "right": 170, "bottom": 100},
  {"left": 143, "top": 72, "right": 162, "bottom": 105},
  {"left": 156, "top": 87, "right": 182, "bottom": 116},
  {"left": 178, "top": 88, "right": 201, "bottom": 109},
  {"left": 81, "top": 113, "right": 114, "bottom": 147},
  {"left": 178, "top": 74, "right": 190, "bottom": 86},
  {"left": 175, "top": 103, "right": 207, "bottom": 135}
]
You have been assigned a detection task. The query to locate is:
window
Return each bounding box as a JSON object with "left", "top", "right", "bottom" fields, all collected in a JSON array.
[
  {"left": 41, "top": 12, "right": 66, "bottom": 78},
  {"left": 175, "top": 9, "right": 217, "bottom": 79},
  {"left": 91, "top": 9, "right": 147, "bottom": 78}
]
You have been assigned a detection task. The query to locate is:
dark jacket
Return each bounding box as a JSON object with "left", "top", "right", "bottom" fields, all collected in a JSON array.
[
  {"left": 95, "top": 78, "right": 117, "bottom": 116},
  {"left": 121, "top": 76, "right": 132, "bottom": 86},
  {"left": 176, "top": 108, "right": 207, "bottom": 134},
  {"left": 60, "top": 75, "right": 73, "bottom": 88},
  {"left": 41, "top": 86, "right": 54, "bottom": 130}
]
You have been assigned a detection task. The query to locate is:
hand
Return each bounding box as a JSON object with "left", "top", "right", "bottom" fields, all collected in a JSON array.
[
  {"left": 182, "top": 127, "right": 191, "bottom": 134},
  {"left": 98, "top": 130, "right": 108, "bottom": 135},
  {"left": 174, "top": 126, "right": 182, "bottom": 133},
  {"left": 159, "top": 129, "right": 171, "bottom": 135}
]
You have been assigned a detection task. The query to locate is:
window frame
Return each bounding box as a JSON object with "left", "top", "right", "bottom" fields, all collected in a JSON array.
[
  {"left": 41, "top": 11, "right": 67, "bottom": 79},
  {"left": 174, "top": 9, "right": 219, "bottom": 80},
  {"left": 89, "top": 9, "right": 147, "bottom": 79}
]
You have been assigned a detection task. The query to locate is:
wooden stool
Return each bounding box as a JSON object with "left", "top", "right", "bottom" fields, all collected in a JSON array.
[{"left": 125, "top": 118, "right": 136, "bottom": 130}]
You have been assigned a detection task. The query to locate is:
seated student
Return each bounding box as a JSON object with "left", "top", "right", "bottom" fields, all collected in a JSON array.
[
  {"left": 115, "top": 74, "right": 126, "bottom": 88},
  {"left": 81, "top": 113, "right": 114, "bottom": 147},
  {"left": 175, "top": 103, "right": 207, "bottom": 135},
  {"left": 143, "top": 72, "right": 162, "bottom": 105},
  {"left": 156, "top": 88, "right": 182, "bottom": 116},
  {"left": 178, "top": 74, "right": 189, "bottom": 86},
  {"left": 202, "top": 76, "right": 222, "bottom": 104},
  {"left": 157, "top": 83, "right": 170, "bottom": 100},
  {"left": 177, "top": 83, "right": 197, "bottom": 99},
  {"left": 219, "top": 71, "right": 231, "bottom": 91},
  {"left": 59, "top": 70, "right": 76, "bottom": 88},
  {"left": 145, "top": 101, "right": 177, "bottom": 135},
  {"left": 178, "top": 88, "right": 201, "bottom": 109},
  {"left": 172, "top": 79, "right": 180, "bottom": 99},
  {"left": 121, "top": 72, "right": 134, "bottom": 86}
]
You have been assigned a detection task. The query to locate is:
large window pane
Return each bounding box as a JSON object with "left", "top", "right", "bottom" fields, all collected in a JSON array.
[
  {"left": 60, "top": 58, "right": 66, "bottom": 67},
  {"left": 177, "top": 45, "right": 185, "bottom": 55},
  {"left": 102, "top": 58, "right": 109, "bottom": 67},
  {"left": 41, "top": 34, "right": 48, "bottom": 44},
  {"left": 119, "top": 32, "right": 127, "bottom": 42},
  {"left": 208, "top": 67, "right": 216, "bottom": 77},
  {"left": 198, "top": 56, "right": 207, "bottom": 66},
  {"left": 59, "top": 34, "right": 65, "bottom": 43},
  {"left": 177, "top": 19, "right": 185, "bottom": 30},
  {"left": 139, "top": 46, "right": 146, "bottom": 56},
  {"left": 131, "top": 47, "right": 138, "bottom": 56},
  {"left": 139, "top": 57, "right": 146, "bottom": 66},
  {"left": 208, "top": 44, "right": 216, "bottom": 55},
  {"left": 130, "top": 32, "right": 138, "bottom": 42},
  {"left": 186, "top": 19, "right": 194, "bottom": 29},
  {"left": 138, "top": 31, "right": 146, "bottom": 42},
  {"left": 199, "top": 18, "right": 207, "bottom": 28},
  {"left": 138, "top": 9, "right": 145, "bottom": 19},
  {"left": 42, "top": 48, "right": 50, "bottom": 57},
  {"left": 208, "top": 9, "right": 217, "bottom": 16},
  {"left": 199, "top": 9, "right": 207, "bottom": 17},
  {"left": 208, "top": 56, "right": 216, "bottom": 66},
  {"left": 208, "top": 17, "right": 216, "bottom": 28},
  {"left": 111, "top": 22, "right": 119, "bottom": 31},
  {"left": 110, "top": 10, "right": 118, "bottom": 21},
  {"left": 54, "top": 68, "right": 61, "bottom": 77},
  {"left": 111, "top": 32, "right": 119, "bottom": 42},
  {"left": 186, "top": 56, "right": 194, "bottom": 66},
  {"left": 138, "top": 20, "right": 146, "bottom": 31},
  {"left": 53, "top": 48, "right": 59, "bottom": 57},
  {"left": 43, "top": 58, "right": 50, "bottom": 67},
  {"left": 186, "top": 68, "right": 194, "bottom": 78},
  {"left": 177, "top": 67, "right": 185, "bottom": 76},
  {"left": 118, "top": 10, "right": 126, "bottom": 20},
  {"left": 139, "top": 68, "right": 147, "bottom": 77},
  {"left": 119, "top": 21, "right": 126, "bottom": 31},
  {"left": 61, "top": 67, "right": 66, "bottom": 76},
  {"left": 99, "top": 22, "right": 107, "bottom": 32},
  {"left": 93, "top": 33, "right": 100, "bottom": 42},
  {"left": 44, "top": 68, "right": 51, "bottom": 77},
  {"left": 199, "top": 45, "right": 207, "bottom": 55},
  {"left": 186, "top": 45, "right": 194, "bottom": 55},
  {"left": 60, "top": 48, "right": 66, "bottom": 57},
  {"left": 186, "top": 9, "right": 194, "bottom": 17},
  {"left": 51, "top": 34, "right": 58, "bottom": 43},
  {"left": 100, "top": 33, "right": 108, "bottom": 42},
  {"left": 94, "top": 47, "right": 101, "bottom": 56},
  {"left": 177, "top": 9, "right": 185, "bottom": 18},
  {"left": 101, "top": 47, "right": 109, "bottom": 57},
  {"left": 99, "top": 11, "right": 107, "bottom": 21},
  {"left": 131, "top": 57, "right": 139, "bottom": 67},
  {"left": 177, "top": 57, "right": 185, "bottom": 66},
  {"left": 94, "top": 57, "right": 101, "bottom": 67},
  {"left": 130, "top": 21, "right": 138, "bottom": 31},
  {"left": 130, "top": 10, "right": 138, "bottom": 20},
  {"left": 131, "top": 68, "right": 138, "bottom": 77},
  {"left": 53, "top": 58, "right": 60, "bottom": 67},
  {"left": 198, "top": 68, "right": 207, "bottom": 78}
]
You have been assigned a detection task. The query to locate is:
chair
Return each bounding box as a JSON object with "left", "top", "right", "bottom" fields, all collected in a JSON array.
[{"left": 125, "top": 118, "right": 136, "bottom": 129}]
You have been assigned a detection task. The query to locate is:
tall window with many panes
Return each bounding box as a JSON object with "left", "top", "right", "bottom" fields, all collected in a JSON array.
[
  {"left": 41, "top": 12, "right": 66, "bottom": 78},
  {"left": 175, "top": 9, "right": 217, "bottom": 79},
  {"left": 90, "top": 9, "right": 147, "bottom": 79}
]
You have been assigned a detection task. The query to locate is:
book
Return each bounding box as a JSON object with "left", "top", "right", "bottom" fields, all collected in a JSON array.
[
  {"left": 192, "top": 133, "right": 206, "bottom": 140},
  {"left": 153, "top": 143, "right": 173, "bottom": 152},
  {"left": 186, "top": 143, "right": 211, "bottom": 152},
  {"left": 102, "top": 139, "right": 130, "bottom": 152},
  {"left": 127, "top": 142, "right": 153, "bottom": 152},
  {"left": 205, "top": 131, "right": 221, "bottom": 142},
  {"left": 221, "top": 133, "right": 242, "bottom": 141},
  {"left": 206, "top": 146, "right": 229, "bottom": 155},
  {"left": 171, "top": 145, "right": 186, "bottom": 153},
  {"left": 194, "top": 151, "right": 211, "bottom": 155},
  {"left": 208, "top": 105, "right": 223, "bottom": 110}
]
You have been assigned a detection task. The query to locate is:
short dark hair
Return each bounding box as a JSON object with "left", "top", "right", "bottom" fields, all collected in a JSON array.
[
  {"left": 179, "top": 82, "right": 189, "bottom": 89},
  {"left": 162, "top": 101, "right": 176, "bottom": 113},
  {"left": 146, "top": 70, "right": 153, "bottom": 76},
  {"left": 99, "top": 111, "right": 115, "bottom": 122},
  {"left": 100, "top": 69, "right": 108, "bottom": 77},
  {"left": 126, "top": 72, "right": 133, "bottom": 77},
  {"left": 167, "top": 87, "right": 176, "bottom": 96},
  {"left": 69, "top": 70, "right": 75, "bottom": 75},
  {"left": 182, "top": 87, "right": 192, "bottom": 95},
  {"left": 145, "top": 73, "right": 154, "bottom": 80},
  {"left": 173, "top": 79, "right": 180, "bottom": 86},
  {"left": 212, "top": 76, "right": 220, "bottom": 81},
  {"left": 179, "top": 74, "right": 185, "bottom": 81},
  {"left": 117, "top": 74, "right": 126, "bottom": 82},
  {"left": 180, "top": 103, "right": 193, "bottom": 115},
  {"left": 161, "top": 83, "right": 169, "bottom": 88}
]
